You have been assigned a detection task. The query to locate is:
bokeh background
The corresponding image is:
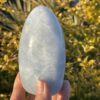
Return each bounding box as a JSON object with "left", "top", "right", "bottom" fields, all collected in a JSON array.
[{"left": 0, "top": 0, "right": 100, "bottom": 100}]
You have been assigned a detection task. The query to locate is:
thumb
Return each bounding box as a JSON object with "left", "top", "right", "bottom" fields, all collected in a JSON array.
[{"left": 35, "top": 80, "right": 51, "bottom": 100}]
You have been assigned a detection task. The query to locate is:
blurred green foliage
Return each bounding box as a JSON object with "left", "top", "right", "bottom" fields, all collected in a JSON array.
[{"left": 0, "top": 0, "right": 100, "bottom": 100}]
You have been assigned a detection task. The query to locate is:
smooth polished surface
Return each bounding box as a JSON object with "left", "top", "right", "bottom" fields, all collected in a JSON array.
[{"left": 19, "top": 6, "right": 65, "bottom": 95}]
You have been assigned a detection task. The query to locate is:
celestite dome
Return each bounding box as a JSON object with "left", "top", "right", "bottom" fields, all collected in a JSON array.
[{"left": 19, "top": 6, "right": 66, "bottom": 95}]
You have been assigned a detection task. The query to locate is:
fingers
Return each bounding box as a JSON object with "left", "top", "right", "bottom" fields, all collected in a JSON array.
[
  {"left": 10, "top": 73, "right": 26, "bottom": 100},
  {"left": 57, "top": 80, "right": 70, "bottom": 100},
  {"left": 35, "top": 80, "right": 51, "bottom": 100},
  {"left": 10, "top": 73, "right": 70, "bottom": 100},
  {"left": 52, "top": 80, "right": 70, "bottom": 100}
]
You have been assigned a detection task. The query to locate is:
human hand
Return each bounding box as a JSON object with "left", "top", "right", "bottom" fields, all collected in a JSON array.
[{"left": 10, "top": 73, "right": 70, "bottom": 100}]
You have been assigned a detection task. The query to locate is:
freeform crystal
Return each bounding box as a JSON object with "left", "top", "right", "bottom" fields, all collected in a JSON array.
[{"left": 19, "top": 5, "right": 66, "bottom": 95}]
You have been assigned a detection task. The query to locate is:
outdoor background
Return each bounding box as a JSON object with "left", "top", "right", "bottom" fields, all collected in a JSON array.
[{"left": 0, "top": 0, "right": 100, "bottom": 100}]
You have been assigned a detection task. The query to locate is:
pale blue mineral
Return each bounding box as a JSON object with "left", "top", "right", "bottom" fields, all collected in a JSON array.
[{"left": 19, "top": 6, "right": 66, "bottom": 95}]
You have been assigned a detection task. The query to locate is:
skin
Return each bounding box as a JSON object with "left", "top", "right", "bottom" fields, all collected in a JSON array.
[{"left": 10, "top": 73, "right": 70, "bottom": 100}]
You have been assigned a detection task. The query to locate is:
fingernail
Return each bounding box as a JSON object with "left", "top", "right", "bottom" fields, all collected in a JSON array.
[
  {"left": 37, "top": 80, "right": 43, "bottom": 94},
  {"left": 43, "top": 82, "right": 47, "bottom": 95},
  {"left": 57, "top": 94, "right": 62, "bottom": 100},
  {"left": 43, "top": 82, "right": 51, "bottom": 99}
]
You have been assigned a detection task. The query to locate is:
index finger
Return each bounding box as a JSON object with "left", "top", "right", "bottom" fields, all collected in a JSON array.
[
  {"left": 10, "top": 73, "right": 26, "bottom": 100},
  {"left": 52, "top": 80, "right": 70, "bottom": 100}
]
